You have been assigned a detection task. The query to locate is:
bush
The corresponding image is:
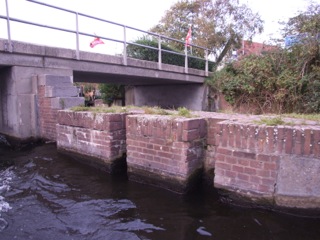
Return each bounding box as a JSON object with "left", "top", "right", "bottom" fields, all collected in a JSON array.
[
  {"left": 99, "top": 84, "right": 124, "bottom": 106},
  {"left": 207, "top": 45, "right": 320, "bottom": 114}
]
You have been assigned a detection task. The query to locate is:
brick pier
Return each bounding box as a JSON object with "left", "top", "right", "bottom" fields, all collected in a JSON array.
[{"left": 55, "top": 109, "right": 320, "bottom": 209}]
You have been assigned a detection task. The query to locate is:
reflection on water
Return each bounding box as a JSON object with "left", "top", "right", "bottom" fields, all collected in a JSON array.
[{"left": 0, "top": 143, "right": 320, "bottom": 240}]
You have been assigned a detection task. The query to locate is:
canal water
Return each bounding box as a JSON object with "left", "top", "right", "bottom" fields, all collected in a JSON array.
[{"left": 1, "top": 142, "right": 320, "bottom": 240}]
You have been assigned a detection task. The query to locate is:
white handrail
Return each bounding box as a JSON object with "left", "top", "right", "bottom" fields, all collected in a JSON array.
[{"left": 1, "top": 0, "right": 210, "bottom": 75}]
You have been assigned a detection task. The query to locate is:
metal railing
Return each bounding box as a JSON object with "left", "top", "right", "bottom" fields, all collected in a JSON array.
[{"left": 1, "top": 0, "right": 209, "bottom": 75}]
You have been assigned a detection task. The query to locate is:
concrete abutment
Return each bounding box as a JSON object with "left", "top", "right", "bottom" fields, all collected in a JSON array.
[{"left": 0, "top": 66, "right": 82, "bottom": 140}]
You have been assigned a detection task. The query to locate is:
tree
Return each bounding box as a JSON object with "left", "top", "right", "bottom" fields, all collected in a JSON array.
[
  {"left": 99, "top": 84, "right": 125, "bottom": 106},
  {"left": 149, "top": 0, "right": 263, "bottom": 66},
  {"left": 207, "top": 1, "right": 320, "bottom": 114},
  {"left": 283, "top": 1, "right": 320, "bottom": 37},
  {"left": 126, "top": 36, "right": 215, "bottom": 70},
  {"left": 282, "top": 1, "right": 320, "bottom": 76}
]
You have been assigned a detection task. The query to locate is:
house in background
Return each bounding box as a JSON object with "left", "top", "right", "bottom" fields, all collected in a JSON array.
[{"left": 233, "top": 40, "right": 278, "bottom": 59}]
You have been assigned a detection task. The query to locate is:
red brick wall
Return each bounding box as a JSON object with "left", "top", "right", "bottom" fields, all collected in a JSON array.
[
  {"left": 212, "top": 121, "right": 320, "bottom": 198},
  {"left": 38, "top": 85, "right": 58, "bottom": 140},
  {"left": 203, "top": 117, "right": 229, "bottom": 183},
  {"left": 57, "top": 111, "right": 127, "bottom": 163},
  {"left": 126, "top": 115, "right": 207, "bottom": 192}
]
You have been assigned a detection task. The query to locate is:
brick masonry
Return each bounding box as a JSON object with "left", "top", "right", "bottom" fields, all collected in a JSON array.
[
  {"left": 211, "top": 119, "right": 320, "bottom": 208},
  {"left": 53, "top": 106, "right": 320, "bottom": 208},
  {"left": 126, "top": 115, "right": 207, "bottom": 193},
  {"left": 56, "top": 111, "right": 127, "bottom": 173},
  {"left": 37, "top": 74, "right": 84, "bottom": 140}
]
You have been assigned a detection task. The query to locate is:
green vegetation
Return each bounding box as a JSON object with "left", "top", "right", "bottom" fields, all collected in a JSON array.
[
  {"left": 149, "top": 0, "right": 263, "bottom": 65},
  {"left": 70, "top": 105, "right": 197, "bottom": 118},
  {"left": 177, "top": 107, "right": 193, "bottom": 118},
  {"left": 207, "top": 2, "right": 320, "bottom": 114},
  {"left": 99, "top": 84, "right": 124, "bottom": 106},
  {"left": 70, "top": 106, "right": 126, "bottom": 113},
  {"left": 59, "top": 98, "right": 66, "bottom": 109},
  {"left": 142, "top": 106, "right": 170, "bottom": 115},
  {"left": 253, "top": 117, "right": 286, "bottom": 126},
  {"left": 283, "top": 113, "right": 320, "bottom": 122},
  {"left": 127, "top": 37, "right": 215, "bottom": 70}
]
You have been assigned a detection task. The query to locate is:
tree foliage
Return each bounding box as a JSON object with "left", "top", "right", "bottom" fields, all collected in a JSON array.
[
  {"left": 149, "top": 0, "right": 263, "bottom": 65},
  {"left": 126, "top": 37, "right": 215, "bottom": 70},
  {"left": 99, "top": 84, "right": 124, "bottom": 106},
  {"left": 207, "top": 2, "right": 320, "bottom": 114}
]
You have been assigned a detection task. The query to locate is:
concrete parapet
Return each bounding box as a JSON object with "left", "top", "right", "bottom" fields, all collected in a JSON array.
[{"left": 126, "top": 114, "right": 207, "bottom": 193}]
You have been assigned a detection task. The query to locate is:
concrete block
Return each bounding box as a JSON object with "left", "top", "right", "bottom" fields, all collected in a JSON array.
[
  {"left": 51, "top": 97, "right": 84, "bottom": 109},
  {"left": 38, "top": 74, "right": 73, "bottom": 86},
  {"left": 45, "top": 86, "right": 79, "bottom": 97},
  {"left": 275, "top": 156, "right": 320, "bottom": 208},
  {"left": 17, "top": 94, "right": 38, "bottom": 138},
  {"left": 15, "top": 76, "right": 33, "bottom": 94}
]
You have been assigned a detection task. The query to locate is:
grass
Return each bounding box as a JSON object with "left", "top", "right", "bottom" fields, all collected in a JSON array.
[
  {"left": 142, "top": 106, "right": 170, "bottom": 115},
  {"left": 254, "top": 116, "right": 287, "bottom": 126},
  {"left": 71, "top": 105, "right": 128, "bottom": 113},
  {"left": 70, "top": 105, "right": 197, "bottom": 118},
  {"left": 176, "top": 107, "right": 193, "bottom": 118},
  {"left": 282, "top": 113, "right": 320, "bottom": 122},
  {"left": 253, "top": 113, "right": 320, "bottom": 126}
]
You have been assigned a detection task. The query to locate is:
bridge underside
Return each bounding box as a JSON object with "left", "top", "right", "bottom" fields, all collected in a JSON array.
[{"left": 73, "top": 71, "right": 191, "bottom": 85}]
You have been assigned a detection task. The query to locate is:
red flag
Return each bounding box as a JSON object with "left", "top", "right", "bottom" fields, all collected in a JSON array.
[
  {"left": 185, "top": 27, "right": 192, "bottom": 46},
  {"left": 90, "top": 37, "right": 104, "bottom": 48}
]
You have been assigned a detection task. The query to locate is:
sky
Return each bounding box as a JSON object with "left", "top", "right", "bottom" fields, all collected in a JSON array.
[{"left": 0, "top": 0, "right": 317, "bottom": 55}]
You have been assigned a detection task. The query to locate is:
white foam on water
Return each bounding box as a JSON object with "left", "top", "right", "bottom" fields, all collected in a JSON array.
[{"left": 0, "top": 167, "right": 14, "bottom": 232}]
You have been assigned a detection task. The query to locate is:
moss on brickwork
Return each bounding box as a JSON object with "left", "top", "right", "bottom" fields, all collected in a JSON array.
[{"left": 71, "top": 105, "right": 199, "bottom": 118}]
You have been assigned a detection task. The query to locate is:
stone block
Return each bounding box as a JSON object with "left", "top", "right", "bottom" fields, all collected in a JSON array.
[
  {"left": 45, "top": 86, "right": 79, "bottom": 97},
  {"left": 51, "top": 97, "right": 84, "bottom": 109},
  {"left": 275, "top": 156, "right": 320, "bottom": 208},
  {"left": 17, "top": 94, "right": 38, "bottom": 138},
  {"left": 38, "top": 74, "right": 73, "bottom": 86}
]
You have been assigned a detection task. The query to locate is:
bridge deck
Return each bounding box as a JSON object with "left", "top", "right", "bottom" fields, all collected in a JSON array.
[{"left": 0, "top": 39, "right": 209, "bottom": 85}]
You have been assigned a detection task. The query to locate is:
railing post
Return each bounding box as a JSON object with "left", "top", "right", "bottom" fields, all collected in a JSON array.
[
  {"left": 184, "top": 44, "right": 188, "bottom": 73},
  {"left": 75, "top": 12, "right": 80, "bottom": 60},
  {"left": 5, "top": 0, "right": 13, "bottom": 52},
  {"left": 205, "top": 49, "right": 209, "bottom": 76},
  {"left": 123, "top": 26, "right": 127, "bottom": 66},
  {"left": 158, "top": 35, "right": 162, "bottom": 70}
]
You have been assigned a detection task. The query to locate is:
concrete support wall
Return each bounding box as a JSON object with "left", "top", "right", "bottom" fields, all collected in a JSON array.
[
  {"left": 125, "top": 84, "right": 207, "bottom": 111},
  {"left": 0, "top": 66, "right": 73, "bottom": 139},
  {"left": 37, "top": 74, "right": 84, "bottom": 140},
  {"left": 56, "top": 111, "right": 127, "bottom": 173},
  {"left": 126, "top": 115, "right": 207, "bottom": 193}
]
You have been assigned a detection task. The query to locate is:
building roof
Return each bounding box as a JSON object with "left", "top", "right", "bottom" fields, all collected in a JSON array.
[{"left": 237, "top": 40, "right": 278, "bottom": 57}]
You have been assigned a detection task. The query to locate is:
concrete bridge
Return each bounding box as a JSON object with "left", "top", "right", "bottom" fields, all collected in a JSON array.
[
  {"left": 0, "top": 39, "right": 208, "bottom": 85},
  {"left": 0, "top": 0, "right": 213, "bottom": 140},
  {"left": 0, "top": 39, "right": 210, "bottom": 140}
]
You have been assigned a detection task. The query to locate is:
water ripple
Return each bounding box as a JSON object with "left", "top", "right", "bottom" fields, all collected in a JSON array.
[{"left": 0, "top": 167, "right": 14, "bottom": 232}]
